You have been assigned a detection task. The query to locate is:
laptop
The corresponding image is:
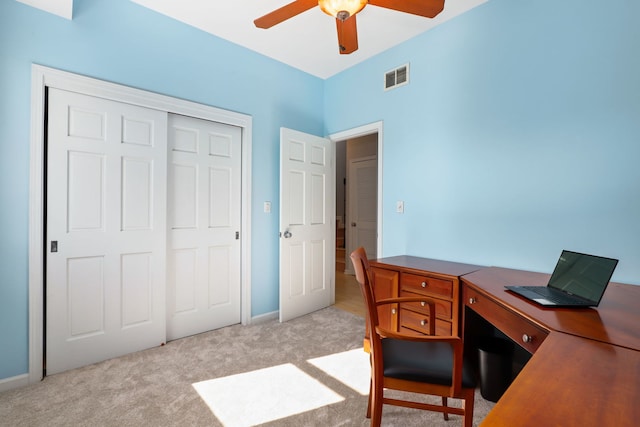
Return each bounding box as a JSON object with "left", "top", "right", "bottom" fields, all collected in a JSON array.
[{"left": 505, "top": 250, "right": 619, "bottom": 307}]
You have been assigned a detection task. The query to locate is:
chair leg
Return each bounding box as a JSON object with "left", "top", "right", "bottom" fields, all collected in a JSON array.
[
  {"left": 462, "top": 388, "right": 475, "bottom": 427},
  {"left": 366, "top": 379, "right": 372, "bottom": 418},
  {"left": 370, "top": 376, "right": 383, "bottom": 427},
  {"left": 442, "top": 396, "right": 449, "bottom": 421}
]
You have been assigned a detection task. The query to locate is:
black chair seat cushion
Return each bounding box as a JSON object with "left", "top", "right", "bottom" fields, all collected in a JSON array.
[{"left": 381, "top": 338, "right": 477, "bottom": 389}]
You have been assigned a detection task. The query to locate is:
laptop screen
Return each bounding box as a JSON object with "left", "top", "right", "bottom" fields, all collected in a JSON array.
[{"left": 548, "top": 250, "right": 619, "bottom": 304}]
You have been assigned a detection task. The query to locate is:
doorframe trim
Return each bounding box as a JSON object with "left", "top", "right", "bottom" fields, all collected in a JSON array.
[
  {"left": 28, "top": 64, "right": 253, "bottom": 384},
  {"left": 328, "top": 121, "right": 383, "bottom": 260}
]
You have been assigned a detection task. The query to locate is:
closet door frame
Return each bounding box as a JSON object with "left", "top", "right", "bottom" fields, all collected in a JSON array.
[{"left": 28, "top": 64, "right": 253, "bottom": 384}]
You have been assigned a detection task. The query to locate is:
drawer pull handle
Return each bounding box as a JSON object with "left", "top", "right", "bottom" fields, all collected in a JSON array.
[
  {"left": 420, "top": 319, "right": 427, "bottom": 326},
  {"left": 421, "top": 281, "right": 427, "bottom": 288},
  {"left": 420, "top": 301, "right": 426, "bottom": 307},
  {"left": 468, "top": 297, "right": 477, "bottom": 305},
  {"left": 522, "top": 334, "right": 533, "bottom": 344}
]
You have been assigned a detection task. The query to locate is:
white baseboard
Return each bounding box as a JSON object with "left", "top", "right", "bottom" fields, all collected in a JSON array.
[
  {"left": 251, "top": 310, "right": 278, "bottom": 324},
  {"left": 0, "top": 373, "right": 29, "bottom": 393}
]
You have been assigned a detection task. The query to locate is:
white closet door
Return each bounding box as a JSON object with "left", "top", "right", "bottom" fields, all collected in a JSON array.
[
  {"left": 167, "top": 114, "right": 242, "bottom": 340},
  {"left": 46, "top": 88, "right": 167, "bottom": 375}
]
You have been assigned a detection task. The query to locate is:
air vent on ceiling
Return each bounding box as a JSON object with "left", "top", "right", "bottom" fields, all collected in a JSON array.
[{"left": 384, "top": 63, "right": 409, "bottom": 91}]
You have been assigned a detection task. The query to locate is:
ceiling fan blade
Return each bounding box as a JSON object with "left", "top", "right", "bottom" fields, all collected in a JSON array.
[
  {"left": 336, "top": 15, "right": 358, "bottom": 54},
  {"left": 368, "top": 0, "right": 445, "bottom": 18},
  {"left": 254, "top": 0, "right": 318, "bottom": 29}
]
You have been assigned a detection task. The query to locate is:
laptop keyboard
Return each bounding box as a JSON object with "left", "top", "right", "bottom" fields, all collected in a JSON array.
[{"left": 525, "top": 286, "right": 584, "bottom": 305}]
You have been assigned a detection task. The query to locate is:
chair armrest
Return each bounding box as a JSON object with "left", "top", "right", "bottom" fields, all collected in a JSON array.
[{"left": 376, "top": 296, "right": 437, "bottom": 306}]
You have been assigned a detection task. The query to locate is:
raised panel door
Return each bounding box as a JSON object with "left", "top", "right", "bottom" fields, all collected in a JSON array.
[
  {"left": 167, "top": 114, "right": 242, "bottom": 340},
  {"left": 46, "top": 88, "right": 167, "bottom": 374},
  {"left": 279, "top": 128, "right": 335, "bottom": 322}
]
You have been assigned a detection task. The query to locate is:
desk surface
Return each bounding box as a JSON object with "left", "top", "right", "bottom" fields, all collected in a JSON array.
[
  {"left": 461, "top": 266, "right": 640, "bottom": 351},
  {"left": 482, "top": 331, "right": 640, "bottom": 426},
  {"left": 371, "top": 255, "right": 483, "bottom": 278}
]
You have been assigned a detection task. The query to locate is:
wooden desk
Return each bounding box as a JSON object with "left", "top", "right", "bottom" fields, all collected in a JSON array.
[
  {"left": 462, "top": 267, "right": 640, "bottom": 426},
  {"left": 462, "top": 267, "right": 640, "bottom": 351},
  {"left": 482, "top": 332, "right": 640, "bottom": 426},
  {"left": 369, "top": 256, "right": 483, "bottom": 338}
]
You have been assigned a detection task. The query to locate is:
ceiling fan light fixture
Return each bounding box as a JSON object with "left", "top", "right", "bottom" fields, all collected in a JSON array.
[{"left": 318, "top": 0, "right": 367, "bottom": 21}]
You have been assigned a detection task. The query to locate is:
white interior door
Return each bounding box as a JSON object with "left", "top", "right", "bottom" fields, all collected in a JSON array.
[
  {"left": 167, "top": 114, "right": 242, "bottom": 340},
  {"left": 279, "top": 128, "right": 335, "bottom": 322},
  {"left": 46, "top": 88, "right": 167, "bottom": 374},
  {"left": 347, "top": 157, "right": 377, "bottom": 267}
]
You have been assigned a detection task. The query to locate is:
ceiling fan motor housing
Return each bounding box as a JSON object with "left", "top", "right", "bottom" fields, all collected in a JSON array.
[{"left": 319, "top": 0, "right": 368, "bottom": 20}]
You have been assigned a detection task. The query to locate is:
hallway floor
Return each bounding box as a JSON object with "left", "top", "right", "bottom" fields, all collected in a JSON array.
[{"left": 334, "top": 248, "right": 365, "bottom": 318}]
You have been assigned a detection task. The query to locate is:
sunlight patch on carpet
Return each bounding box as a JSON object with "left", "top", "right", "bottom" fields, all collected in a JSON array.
[
  {"left": 307, "top": 348, "right": 370, "bottom": 395},
  {"left": 192, "top": 363, "right": 344, "bottom": 426}
]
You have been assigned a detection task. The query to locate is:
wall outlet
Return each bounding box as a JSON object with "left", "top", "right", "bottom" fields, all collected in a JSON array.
[
  {"left": 264, "top": 201, "right": 271, "bottom": 213},
  {"left": 396, "top": 200, "right": 404, "bottom": 213}
]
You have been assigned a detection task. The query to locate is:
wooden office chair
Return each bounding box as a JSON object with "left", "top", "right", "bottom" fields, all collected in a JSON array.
[{"left": 350, "top": 247, "right": 476, "bottom": 427}]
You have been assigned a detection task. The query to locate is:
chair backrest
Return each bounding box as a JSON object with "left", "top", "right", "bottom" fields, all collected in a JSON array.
[{"left": 349, "top": 247, "right": 380, "bottom": 343}]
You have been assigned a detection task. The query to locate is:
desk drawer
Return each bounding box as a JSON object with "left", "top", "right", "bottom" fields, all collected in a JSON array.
[
  {"left": 401, "top": 273, "right": 453, "bottom": 298},
  {"left": 465, "top": 286, "right": 548, "bottom": 353},
  {"left": 400, "top": 290, "right": 452, "bottom": 319},
  {"left": 399, "top": 308, "right": 452, "bottom": 336}
]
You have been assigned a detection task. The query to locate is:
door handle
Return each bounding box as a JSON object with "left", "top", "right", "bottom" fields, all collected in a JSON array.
[
  {"left": 351, "top": 222, "right": 356, "bottom": 227},
  {"left": 283, "top": 230, "right": 292, "bottom": 238}
]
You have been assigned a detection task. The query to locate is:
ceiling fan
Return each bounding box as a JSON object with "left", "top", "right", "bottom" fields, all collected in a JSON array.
[{"left": 254, "top": 0, "right": 445, "bottom": 55}]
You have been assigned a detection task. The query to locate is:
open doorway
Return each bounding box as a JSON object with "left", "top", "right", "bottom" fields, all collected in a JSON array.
[
  {"left": 335, "top": 133, "right": 379, "bottom": 275},
  {"left": 329, "top": 122, "right": 383, "bottom": 316},
  {"left": 333, "top": 124, "right": 381, "bottom": 318}
]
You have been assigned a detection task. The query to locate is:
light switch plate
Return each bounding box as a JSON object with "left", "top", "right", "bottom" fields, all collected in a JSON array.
[{"left": 396, "top": 200, "right": 404, "bottom": 213}]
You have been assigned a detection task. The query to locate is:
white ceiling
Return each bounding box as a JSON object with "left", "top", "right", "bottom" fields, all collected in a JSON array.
[
  {"left": 19, "top": 0, "right": 487, "bottom": 79},
  {"left": 17, "top": 0, "right": 73, "bottom": 19}
]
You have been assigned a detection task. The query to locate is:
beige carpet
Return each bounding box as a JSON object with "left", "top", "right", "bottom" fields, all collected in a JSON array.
[{"left": 0, "top": 307, "right": 493, "bottom": 426}]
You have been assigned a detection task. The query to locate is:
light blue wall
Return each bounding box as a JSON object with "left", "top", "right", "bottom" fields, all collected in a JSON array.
[
  {"left": 0, "top": 0, "right": 324, "bottom": 380},
  {"left": 325, "top": 0, "right": 640, "bottom": 280}
]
